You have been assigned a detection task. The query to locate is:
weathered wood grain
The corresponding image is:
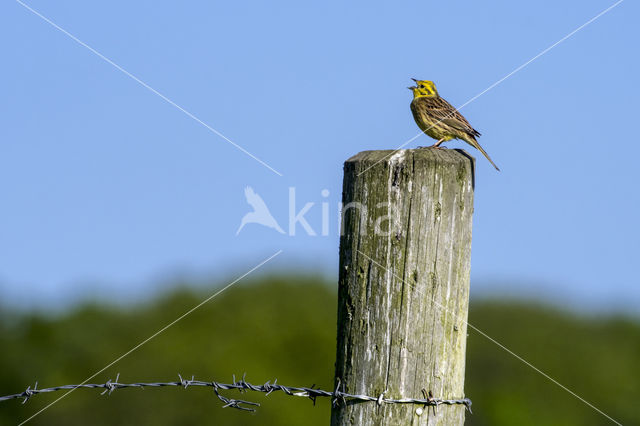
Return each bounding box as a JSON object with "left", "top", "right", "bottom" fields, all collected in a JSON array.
[{"left": 331, "top": 148, "right": 474, "bottom": 425}]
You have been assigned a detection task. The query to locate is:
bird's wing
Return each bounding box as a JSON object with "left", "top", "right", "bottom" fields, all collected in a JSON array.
[
  {"left": 418, "top": 97, "right": 481, "bottom": 137},
  {"left": 245, "top": 186, "right": 269, "bottom": 212}
]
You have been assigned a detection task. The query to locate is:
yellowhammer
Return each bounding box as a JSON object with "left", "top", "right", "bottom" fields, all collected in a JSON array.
[{"left": 409, "top": 79, "right": 499, "bottom": 171}]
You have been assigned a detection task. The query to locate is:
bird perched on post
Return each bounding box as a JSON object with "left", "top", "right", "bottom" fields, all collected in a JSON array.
[{"left": 408, "top": 79, "right": 499, "bottom": 171}]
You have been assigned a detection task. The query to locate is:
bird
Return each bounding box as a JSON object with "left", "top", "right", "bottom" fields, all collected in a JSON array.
[
  {"left": 236, "top": 186, "right": 285, "bottom": 235},
  {"left": 408, "top": 79, "right": 499, "bottom": 171}
]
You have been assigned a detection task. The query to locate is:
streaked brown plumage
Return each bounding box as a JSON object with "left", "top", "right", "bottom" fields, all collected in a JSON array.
[{"left": 409, "top": 79, "right": 499, "bottom": 171}]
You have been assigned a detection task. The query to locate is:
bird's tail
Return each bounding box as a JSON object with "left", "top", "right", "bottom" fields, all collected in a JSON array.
[{"left": 464, "top": 135, "right": 500, "bottom": 171}]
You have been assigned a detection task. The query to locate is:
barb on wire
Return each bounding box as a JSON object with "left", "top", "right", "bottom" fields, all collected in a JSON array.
[{"left": 0, "top": 374, "right": 472, "bottom": 414}]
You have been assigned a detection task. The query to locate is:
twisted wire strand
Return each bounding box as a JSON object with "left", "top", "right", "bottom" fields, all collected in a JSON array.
[{"left": 0, "top": 374, "right": 472, "bottom": 413}]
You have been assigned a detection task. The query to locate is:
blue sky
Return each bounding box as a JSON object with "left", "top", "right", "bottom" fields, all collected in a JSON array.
[{"left": 1, "top": 0, "right": 638, "bottom": 311}]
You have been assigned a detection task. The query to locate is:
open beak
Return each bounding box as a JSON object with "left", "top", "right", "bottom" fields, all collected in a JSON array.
[
  {"left": 407, "top": 86, "right": 417, "bottom": 90},
  {"left": 411, "top": 78, "right": 418, "bottom": 83}
]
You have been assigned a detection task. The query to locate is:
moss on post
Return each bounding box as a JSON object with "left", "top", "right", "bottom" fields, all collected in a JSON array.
[{"left": 331, "top": 148, "right": 474, "bottom": 425}]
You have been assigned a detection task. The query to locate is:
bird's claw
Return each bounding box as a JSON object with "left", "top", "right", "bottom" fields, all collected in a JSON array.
[{"left": 417, "top": 145, "right": 447, "bottom": 149}]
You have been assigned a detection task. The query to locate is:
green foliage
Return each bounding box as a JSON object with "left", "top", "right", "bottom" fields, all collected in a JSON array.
[
  {"left": 465, "top": 301, "right": 640, "bottom": 426},
  {"left": 0, "top": 277, "right": 637, "bottom": 425}
]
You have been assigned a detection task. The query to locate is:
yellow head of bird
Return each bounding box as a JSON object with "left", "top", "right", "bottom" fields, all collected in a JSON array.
[{"left": 408, "top": 79, "right": 438, "bottom": 98}]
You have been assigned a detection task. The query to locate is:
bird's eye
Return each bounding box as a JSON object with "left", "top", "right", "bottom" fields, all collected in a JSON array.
[{"left": 419, "top": 85, "right": 425, "bottom": 89}]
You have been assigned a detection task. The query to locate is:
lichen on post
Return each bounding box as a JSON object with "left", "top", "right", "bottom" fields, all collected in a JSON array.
[{"left": 331, "top": 148, "right": 474, "bottom": 425}]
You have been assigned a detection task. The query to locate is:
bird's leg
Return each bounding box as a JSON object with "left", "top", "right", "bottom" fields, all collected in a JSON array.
[
  {"left": 431, "top": 138, "right": 447, "bottom": 148},
  {"left": 418, "top": 138, "right": 448, "bottom": 149},
  {"left": 417, "top": 138, "right": 447, "bottom": 149}
]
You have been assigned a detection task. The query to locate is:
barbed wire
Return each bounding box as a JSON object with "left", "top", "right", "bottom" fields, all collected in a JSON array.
[{"left": 0, "top": 373, "right": 472, "bottom": 413}]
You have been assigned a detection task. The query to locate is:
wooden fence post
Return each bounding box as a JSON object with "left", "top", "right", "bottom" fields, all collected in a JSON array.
[{"left": 331, "top": 148, "right": 474, "bottom": 425}]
